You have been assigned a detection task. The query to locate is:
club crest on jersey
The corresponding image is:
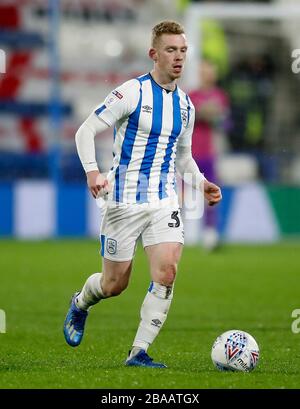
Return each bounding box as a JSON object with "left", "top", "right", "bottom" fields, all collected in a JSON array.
[
  {"left": 180, "top": 108, "right": 188, "bottom": 128},
  {"left": 225, "top": 332, "right": 247, "bottom": 362},
  {"left": 106, "top": 238, "right": 117, "bottom": 255},
  {"left": 112, "top": 90, "right": 123, "bottom": 99}
]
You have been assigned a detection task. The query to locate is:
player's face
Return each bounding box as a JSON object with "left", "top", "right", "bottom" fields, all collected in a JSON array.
[{"left": 152, "top": 34, "right": 188, "bottom": 81}]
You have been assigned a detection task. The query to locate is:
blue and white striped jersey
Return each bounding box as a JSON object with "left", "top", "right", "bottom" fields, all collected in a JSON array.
[{"left": 95, "top": 73, "right": 195, "bottom": 205}]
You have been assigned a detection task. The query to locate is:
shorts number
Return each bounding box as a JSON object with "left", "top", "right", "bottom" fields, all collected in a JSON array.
[{"left": 168, "top": 211, "right": 180, "bottom": 228}]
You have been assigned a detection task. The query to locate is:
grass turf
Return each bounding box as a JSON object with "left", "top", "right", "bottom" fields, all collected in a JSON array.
[{"left": 0, "top": 240, "right": 299, "bottom": 389}]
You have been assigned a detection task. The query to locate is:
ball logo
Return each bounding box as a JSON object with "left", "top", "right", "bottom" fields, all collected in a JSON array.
[
  {"left": 237, "top": 358, "right": 248, "bottom": 370},
  {"left": 225, "top": 332, "right": 247, "bottom": 362},
  {"left": 250, "top": 351, "right": 259, "bottom": 366}
]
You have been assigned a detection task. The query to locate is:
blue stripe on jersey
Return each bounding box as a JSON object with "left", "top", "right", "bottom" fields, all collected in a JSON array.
[
  {"left": 136, "top": 80, "right": 163, "bottom": 203},
  {"left": 94, "top": 104, "right": 106, "bottom": 115},
  {"left": 113, "top": 83, "right": 143, "bottom": 202},
  {"left": 159, "top": 90, "right": 182, "bottom": 199},
  {"left": 185, "top": 94, "right": 191, "bottom": 126}
]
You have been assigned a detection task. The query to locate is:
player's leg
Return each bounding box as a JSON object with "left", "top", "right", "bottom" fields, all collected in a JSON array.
[
  {"left": 126, "top": 207, "right": 184, "bottom": 368},
  {"left": 126, "top": 242, "right": 182, "bottom": 367},
  {"left": 63, "top": 259, "right": 132, "bottom": 347},
  {"left": 76, "top": 258, "right": 133, "bottom": 309},
  {"left": 63, "top": 205, "right": 140, "bottom": 347}
]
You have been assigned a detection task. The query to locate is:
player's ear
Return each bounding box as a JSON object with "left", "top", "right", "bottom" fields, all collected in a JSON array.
[{"left": 149, "top": 48, "right": 157, "bottom": 62}]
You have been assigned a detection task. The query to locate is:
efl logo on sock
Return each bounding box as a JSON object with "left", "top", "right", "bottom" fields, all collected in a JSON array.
[
  {"left": 0, "top": 49, "right": 6, "bottom": 74},
  {"left": 0, "top": 309, "right": 6, "bottom": 333}
]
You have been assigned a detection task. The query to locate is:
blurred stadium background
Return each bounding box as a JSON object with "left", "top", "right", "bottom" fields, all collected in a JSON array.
[
  {"left": 0, "top": 0, "right": 300, "bottom": 243},
  {"left": 1, "top": 0, "right": 300, "bottom": 390}
]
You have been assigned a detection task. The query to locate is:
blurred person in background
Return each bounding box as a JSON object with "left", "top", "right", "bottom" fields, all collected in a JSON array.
[
  {"left": 63, "top": 20, "right": 222, "bottom": 368},
  {"left": 226, "top": 54, "right": 274, "bottom": 153},
  {"left": 189, "top": 59, "right": 230, "bottom": 250}
]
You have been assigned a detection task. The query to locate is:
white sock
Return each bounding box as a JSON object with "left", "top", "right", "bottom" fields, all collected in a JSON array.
[
  {"left": 76, "top": 272, "right": 104, "bottom": 311},
  {"left": 130, "top": 282, "right": 173, "bottom": 356}
]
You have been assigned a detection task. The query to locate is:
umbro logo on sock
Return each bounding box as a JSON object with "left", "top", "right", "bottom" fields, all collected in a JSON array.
[{"left": 151, "top": 319, "right": 162, "bottom": 328}]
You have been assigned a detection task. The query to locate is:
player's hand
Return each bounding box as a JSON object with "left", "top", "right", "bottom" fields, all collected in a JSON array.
[
  {"left": 203, "top": 180, "right": 222, "bottom": 206},
  {"left": 86, "top": 170, "right": 109, "bottom": 199}
]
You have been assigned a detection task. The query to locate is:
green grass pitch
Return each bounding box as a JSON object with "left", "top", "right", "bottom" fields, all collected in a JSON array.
[{"left": 0, "top": 240, "right": 299, "bottom": 389}]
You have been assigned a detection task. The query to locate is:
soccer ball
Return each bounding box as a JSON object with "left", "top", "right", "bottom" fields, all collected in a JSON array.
[{"left": 211, "top": 330, "right": 259, "bottom": 372}]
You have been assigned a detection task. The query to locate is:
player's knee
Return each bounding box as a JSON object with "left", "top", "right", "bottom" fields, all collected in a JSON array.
[
  {"left": 102, "top": 263, "right": 132, "bottom": 297},
  {"left": 105, "top": 288, "right": 123, "bottom": 297},
  {"left": 102, "top": 282, "right": 127, "bottom": 297},
  {"left": 158, "top": 263, "right": 177, "bottom": 286}
]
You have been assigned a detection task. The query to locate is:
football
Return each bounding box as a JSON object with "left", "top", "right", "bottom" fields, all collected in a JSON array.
[{"left": 211, "top": 330, "right": 259, "bottom": 372}]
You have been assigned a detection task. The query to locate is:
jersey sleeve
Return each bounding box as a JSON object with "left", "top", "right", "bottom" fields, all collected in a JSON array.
[
  {"left": 94, "top": 79, "right": 140, "bottom": 126},
  {"left": 177, "top": 101, "right": 195, "bottom": 148}
]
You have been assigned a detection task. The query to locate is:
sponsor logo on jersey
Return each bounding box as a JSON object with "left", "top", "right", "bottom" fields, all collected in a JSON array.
[
  {"left": 112, "top": 90, "right": 123, "bottom": 99},
  {"left": 106, "top": 238, "right": 117, "bottom": 254},
  {"left": 142, "top": 105, "right": 152, "bottom": 113}
]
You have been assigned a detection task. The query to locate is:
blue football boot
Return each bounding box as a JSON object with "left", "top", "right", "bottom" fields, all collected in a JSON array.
[
  {"left": 125, "top": 349, "right": 167, "bottom": 368},
  {"left": 63, "top": 292, "right": 88, "bottom": 347}
]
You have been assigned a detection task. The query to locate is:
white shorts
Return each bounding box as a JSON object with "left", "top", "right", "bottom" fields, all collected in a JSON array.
[{"left": 100, "top": 204, "right": 184, "bottom": 262}]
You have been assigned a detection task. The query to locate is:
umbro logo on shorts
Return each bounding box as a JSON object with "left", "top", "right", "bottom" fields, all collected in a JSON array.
[
  {"left": 106, "top": 238, "right": 117, "bottom": 254},
  {"left": 142, "top": 105, "right": 152, "bottom": 113}
]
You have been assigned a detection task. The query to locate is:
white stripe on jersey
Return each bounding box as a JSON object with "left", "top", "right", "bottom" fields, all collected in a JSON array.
[
  {"left": 94, "top": 73, "right": 194, "bottom": 205},
  {"left": 123, "top": 78, "right": 153, "bottom": 203},
  {"left": 148, "top": 88, "right": 175, "bottom": 203}
]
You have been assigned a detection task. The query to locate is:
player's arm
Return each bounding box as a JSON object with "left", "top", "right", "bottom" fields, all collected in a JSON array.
[
  {"left": 176, "top": 105, "right": 222, "bottom": 206},
  {"left": 75, "top": 79, "right": 140, "bottom": 198},
  {"left": 75, "top": 113, "right": 110, "bottom": 198}
]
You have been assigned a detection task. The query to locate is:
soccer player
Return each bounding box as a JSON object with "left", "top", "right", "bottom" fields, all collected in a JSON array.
[{"left": 63, "top": 20, "right": 222, "bottom": 368}]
